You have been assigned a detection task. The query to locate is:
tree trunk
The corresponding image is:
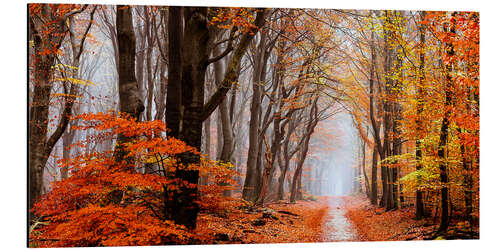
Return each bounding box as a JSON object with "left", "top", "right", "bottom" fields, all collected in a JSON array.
[
  {"left": 168, "top": 7, "right": 212, "bottom": 230},
  {"left": 415, "top": 11, "right": 426, "bottom": 219},
  {"left": 115, "top": 5, "right": 145, "bottom": 163},
  {"left": 243, "top": 33, "right": 267, "bottom": 201},
  {"left": 256, "top": 137, "right": 272, "bottom": 206},
  {"left": 370, "top": 147, "right": 378, "bottom": 205},
  {"left": 391, "top": 53, "right": 403, "bottom": 210},
  {"left": 29, "top": 5, "right": 93, "bottom": 212},
  {"left": 459, "top": 132, "right": 473, "bottom": 226},
  {"left": 437, "top": 13, "right": 456, "bottom": 233},
  {"left": 165, "top": 7, "right": 268, "bottom": 228},
  {"left": 278, "top": 148, "right": 291, "bottom": 200},
  {"left": 144, "top": 7, "right": 155, "bottom": 122},
  {"left": 290, "top": 99, "right": 318, "bottom": 203},
  {"left": 214, "top": 44, "right": 234, "bottom": 197},
  {"left": 61, "top": 127, "right": 76, "bottom": 179},
  {"left": 29, "top": 6, "right": 61, "bottom": 213},
  {"left": 361, "top": 137, "right": 371, "bottom": 198},
  {"left": 381, "top": 10, "right": 395, "bottom": 211},
  {"left": 165, "top": 6, "right": 183, "bottom": 138}
]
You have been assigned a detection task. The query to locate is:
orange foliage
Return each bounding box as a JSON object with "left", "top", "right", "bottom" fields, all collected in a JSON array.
[
  {"left": 29, "top": 4, "right": 82, "bottom": 56},
  {"left": 344, "top": 195, "right": 435, "bottom": 241},
  {"left": 30, "top": 112, "right": 240, "bottom": 247},
  {"left": 195, "top": 197, "right": 329, "bottom": 244},
  {"left": 209, "top": 7, "right": 258, "bottom": 33}
]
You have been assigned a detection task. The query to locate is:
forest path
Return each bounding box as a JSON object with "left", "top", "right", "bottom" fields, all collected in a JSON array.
[{"left": 323, "top": 196, "right": 358, "bottom": 242}]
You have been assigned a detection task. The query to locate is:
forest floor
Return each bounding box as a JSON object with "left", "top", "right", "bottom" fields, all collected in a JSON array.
[
  {"left": 343, "top": 194, "right": 436, "bottom": 241},
  {"left": 194, "top": 194, "right": 478, "bottom": 244},
  {"left": 343, "top": 194, "right": 479, "bottom": 241},
  {"left": 194, "top": 196, "right": 330, "bottom": 244}
]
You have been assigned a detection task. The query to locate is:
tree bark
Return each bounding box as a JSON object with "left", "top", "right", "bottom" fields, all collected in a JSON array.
[
  {"left": 361, "top": 136, "right": 371, "bottom": 198},
  {"left": 29, "top": 4, "right": 92, "bottom": 212},
  {"left": 415, "top": 11, "right": 426, "bottom": 220},
  {"left": 165, "top": 6, "right": 183, "bottom": 137},
  {"left": 115, "top": 5, "right": 145, "bottom": 164},
  {"left": 381, "top": 10, "right": 395, "bottom": 211},
  {"left": 290, "top": 98, "right": 319, "bottom": 203},
  {"left": 164, "top": 7, "right": 268, "bottom": 228},
  {"left": 243, "top": 32, "right": 267, "bottom": 201},
  {"left": 144, "top": 7, "right": 155, "bottom": 122},
  {"left": 370, "top": 147, "right": 378, "bottom": 205},
  {"left": 214, "top": 44, "right": 234, "bottom": 197},
  {"left": 437, "top": 13, "right": 456, "bottom": 233}
]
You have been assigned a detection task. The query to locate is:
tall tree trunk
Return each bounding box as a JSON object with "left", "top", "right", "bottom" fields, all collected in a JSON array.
[
  {"left": 370, "top": 147, "right": 378, "bottom": 205},
  {"left": 391, "top": 44, "right": 403, "bottom": 210},
  {"left": 135, "top": 20, "right": 146, "bottom": 116},
  {"left": 278, "top": 148, "right": 291, "bottom": 200},
  {"left": 392, "top": 112, "right": 402, "bottom": 209},
  {"left": 154, "top": 59, "right": 168, "bottom": 121},
  {"left": 361, "top": 137, "right": 371, "bottom": 198},
  {"left": 243, "top": 33, "right": 267, "bottom": 201},
  {"left": 163, "top": 6, "right": 185, "bottom": 227},
  {"left": 459, "top": 129, "right": 473, "bottom": 226},
  {"left": 437, "top": 13, "right": 456, "bottom": 233},
  {"left": 254, "top": 139, "right": 265, "bottom": 202},
  {"left": 380, "top": 160, "right": 388, "bottom": 207},
  {"left": 29, "top": 5, "right": 93, "bottom": 212},
  {"left": 165, "top": 7, "right": 268, "bottom": 228},
  {"left": 381, "top": 10, "right": 395, "bottom": 211},
  {"left": 115, "top": 5, "right": 145, "bottom": 161},
  {"left": 216, "top": 110, "right": 223, "bottom": 159},
  {"left": 256, "top": 54, "right": 281, "bottom": 203},
  {"left": 61, "top": 127, "right": 76, "bottom": 179},
  {"left": 165, "top": 6, "right": 183, "bottom": 138},
  {"left": 169, "top": 7, "right": 212, "bottom": 230},
  {"left": 214, "top": 44, "right": 234, "bottom": 197},
  {"left": 297, "top": 165, "right": 304, "bottom": 200},
  {"left": 290, "top": 99, "right": 318, "bottom": 203},
  {"left": 415, "top": 11, "right": 426, "bottom": 219},
  {"left": 201, "top": 80, "right": 212, "bottom": 185},
  {"left": 256, "top": 137, "right": 272, "bottom": 206},
  {"left": 367, "top": 27, "right": 379, "bottom": 206},
  {"left": 144, "top": 7, "right": 155, "bottom": 122},
  {"left": 29, "top": 57, "right": 52, "bottom": 212}
]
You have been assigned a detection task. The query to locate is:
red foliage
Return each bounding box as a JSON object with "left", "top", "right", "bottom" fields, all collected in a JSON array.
[{"left": 30, "top": 112, "right": 240, "bottom": 247}]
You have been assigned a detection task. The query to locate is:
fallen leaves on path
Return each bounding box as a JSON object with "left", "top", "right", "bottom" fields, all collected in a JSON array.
[
  {"left": 194, "top": 197, "right": 329, "bottom": 244},
  {"left": 343, "top": 195, "right": 436, "bottom": 241}
]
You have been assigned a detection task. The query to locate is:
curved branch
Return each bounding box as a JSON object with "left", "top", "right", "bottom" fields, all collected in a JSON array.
[
  {"left": 206, "top": 26, "right": 237, "bottom": 65},
  {"left": 202, "top": 9, "right": 269, "bottom": 121}
]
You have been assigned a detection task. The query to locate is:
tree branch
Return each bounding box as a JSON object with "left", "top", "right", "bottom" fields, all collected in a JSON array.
[
  {"left": 206, "top": 26, "right": 238, "bottom": 65},
  {"left": 46, "top": 7, "right": 96, "bottom": 153},
  {"left": 201, "top": 9, "right": 269, "bottom": 121}
]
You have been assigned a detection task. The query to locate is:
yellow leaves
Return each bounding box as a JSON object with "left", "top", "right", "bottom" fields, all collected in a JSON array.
[
  {"left": 51, "top": 63, "right": 96, "bottom": 85},
  {"left": 52, "top": 63, "right": 80, "bottom": 77},
  {"left": 51, "top": 93, "right": 82, "bottom": 99},
  {"left": 53, "top": 77, "right": 95, "bottom": 86}
]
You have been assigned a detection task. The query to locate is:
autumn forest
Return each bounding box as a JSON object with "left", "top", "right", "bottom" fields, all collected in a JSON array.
[{"left": 28, "top": 3, "right": 479, "bottom": 247}]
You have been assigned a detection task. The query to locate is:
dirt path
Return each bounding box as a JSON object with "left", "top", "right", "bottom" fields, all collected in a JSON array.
[{"left": 323, "top": 196, "right": 358, "bottom": 241}]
